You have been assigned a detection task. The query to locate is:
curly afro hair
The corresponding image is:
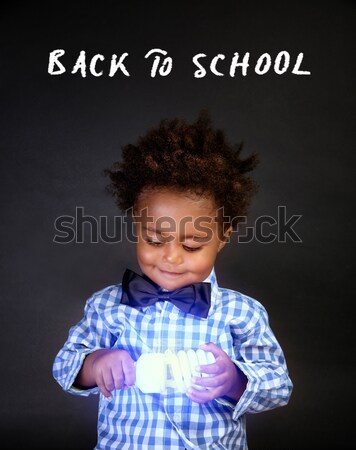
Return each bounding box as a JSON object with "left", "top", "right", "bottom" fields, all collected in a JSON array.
[{"left": 104, "top": 111, "right": 259, "bottom": 230}]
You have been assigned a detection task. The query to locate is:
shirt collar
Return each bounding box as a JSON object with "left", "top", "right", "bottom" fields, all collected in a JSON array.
[{"left": 203, "top": 267, "right": 220, "bottom": 314}]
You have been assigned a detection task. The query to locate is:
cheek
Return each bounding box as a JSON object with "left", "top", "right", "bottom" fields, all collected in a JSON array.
[
  {"left": 137, "top": 244, "right": 157, "bottom": 265},
  {"left": 187, "top": 249, "right": 217, "bottom": 271}
]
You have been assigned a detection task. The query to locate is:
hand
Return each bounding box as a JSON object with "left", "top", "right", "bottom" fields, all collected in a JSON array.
[
  {"left": 76, "top": 349, "right": 135, "bottom": 399},
  {"left": 185, "top": 342, "right": 247, "bottom": 404}
]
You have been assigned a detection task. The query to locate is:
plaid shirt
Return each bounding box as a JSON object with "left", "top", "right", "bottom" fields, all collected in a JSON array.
[{"left": 53, "top": 268, "right": 292, "bottom": 450}]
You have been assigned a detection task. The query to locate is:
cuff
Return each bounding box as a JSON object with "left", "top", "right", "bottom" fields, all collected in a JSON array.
[
  {"left": 53, "top": 348, "right": 100, "bottom": 397},
  {"left": 215, "top": 395, "right": 237, "bottom": 409},
  {"left": 214, "top": 359, "right": 259, "bottom": 420},
  {"left": 230, "top": 359, "right": 259, "bottom": 421}
]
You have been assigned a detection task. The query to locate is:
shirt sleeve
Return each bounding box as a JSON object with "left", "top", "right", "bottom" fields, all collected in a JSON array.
[
  {"left": 220, "top": 296, "right": 293, "bottom": 420},
  {"left": 52, "top": 287, "right": 120, "bottom": 396}
]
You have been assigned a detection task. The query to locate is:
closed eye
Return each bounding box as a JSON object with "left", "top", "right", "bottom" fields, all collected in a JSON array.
[
  {"left": 144, "top": 238, "right": 202, "bottom": 251},
  {"left": 144, "top": 238, "right": 163, "bottom": 246},
  {"left": 182, "top": 245, "right": 202, "bottom": 252}
]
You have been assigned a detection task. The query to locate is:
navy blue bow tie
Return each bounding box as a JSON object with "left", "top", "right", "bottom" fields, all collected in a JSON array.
[{"left": 121, "top": 269, "right": 211, "bottom": 318}]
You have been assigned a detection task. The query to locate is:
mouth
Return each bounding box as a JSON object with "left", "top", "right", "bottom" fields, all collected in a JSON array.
[{"left": 158, "top": 269, "right": 184, "bottom": 279}]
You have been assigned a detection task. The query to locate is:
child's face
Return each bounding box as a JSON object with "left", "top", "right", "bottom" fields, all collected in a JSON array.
[{"left": 134, "top": 189, "right": 230, "bottom": 290}]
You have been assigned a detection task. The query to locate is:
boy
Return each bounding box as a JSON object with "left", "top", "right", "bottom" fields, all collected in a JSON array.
[{"left": 53, "top": 112, "right": 293, "bottom": 449}]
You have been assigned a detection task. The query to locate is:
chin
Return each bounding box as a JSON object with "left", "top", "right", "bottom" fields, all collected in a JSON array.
[
  {"left": 149, "top": 270, "right": 188, "bottom": 290},
  {"left": 155, "top": 277, "right": 185, "bottom": 291}
]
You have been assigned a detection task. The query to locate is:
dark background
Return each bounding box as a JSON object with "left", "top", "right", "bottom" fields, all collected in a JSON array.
[{"left": 0, "top": 1, "right": 354, "bottom": 449}]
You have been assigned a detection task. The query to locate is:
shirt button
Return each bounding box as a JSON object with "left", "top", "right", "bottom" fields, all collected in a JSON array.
[{"left": 169, "top": 312, "right": 177, "bottom": 320}]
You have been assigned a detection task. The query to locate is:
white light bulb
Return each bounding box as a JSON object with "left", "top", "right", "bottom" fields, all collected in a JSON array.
[{"left": 135, "top": 349, "right": 215, "bottom": 394}]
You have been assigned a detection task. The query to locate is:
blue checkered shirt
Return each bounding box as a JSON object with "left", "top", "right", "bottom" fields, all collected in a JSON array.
[{"left": 53, "top": 268, "right": 292, "bottom": 449}]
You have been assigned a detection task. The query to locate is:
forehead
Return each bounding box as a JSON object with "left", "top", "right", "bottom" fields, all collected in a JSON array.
[
  {"left": 135, "top": 189, "right": 217, "bottom": 220},
  {"left": 134, "top": 189, "right": 223, "bottom": 241}
]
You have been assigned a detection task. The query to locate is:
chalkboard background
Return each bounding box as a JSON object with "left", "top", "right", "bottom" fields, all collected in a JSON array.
[{"left": 0, "top": 1, "right": 354, "bottom": 449}]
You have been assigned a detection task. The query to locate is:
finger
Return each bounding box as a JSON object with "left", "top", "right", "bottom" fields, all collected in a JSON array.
[
  {"left": 186, "top": 386, "right": 220, "bottom": 404},
  {"left": 113, "top": 370, "right": 125, "bottom": 390},
  {"left": 197, "top": 361, "right": 223, "bottom": 376},
  {"left": 199, "top": 342, "right": 224, "bottom": 359},
  {"left": 122, "top": 355, "right": 136, "bottom": 387},
  {"left": 102, "top": 368, "right": 116, "bottom": 392},
  {"left": 192, "top": 373, "right": 225, "bottom": 389},
  {"left": 97, "top": 373, "right": 114, "bottom": 399},
  {"left": 110, "top": 362, "right": 126, "bottom": 390},
  {"left": 97, "top": 383, "right": 113, "bottom": 399}
]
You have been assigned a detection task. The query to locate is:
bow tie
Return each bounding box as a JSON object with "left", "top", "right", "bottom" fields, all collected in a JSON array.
[{"left": 120, "top": 269, "right": 211, "bottom": 318}]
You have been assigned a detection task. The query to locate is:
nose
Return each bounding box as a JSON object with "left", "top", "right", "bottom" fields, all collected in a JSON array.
[{"left": 162, "top": 243, "right": 183, "bottom": 265}]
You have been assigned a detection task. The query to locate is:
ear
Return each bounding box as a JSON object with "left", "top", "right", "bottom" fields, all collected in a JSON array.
[{"left": 218, "top": 226, "right": 233, "bottom": 252}]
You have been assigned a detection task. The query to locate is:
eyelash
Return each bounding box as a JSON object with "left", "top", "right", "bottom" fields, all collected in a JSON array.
[{"left": 145, "top": 239, "right": 202, "bottom": 252}]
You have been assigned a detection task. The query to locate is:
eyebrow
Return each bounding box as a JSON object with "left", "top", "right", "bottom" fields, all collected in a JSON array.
[{"left": 142, "top": 225, "right": 206, "bottom": 241}]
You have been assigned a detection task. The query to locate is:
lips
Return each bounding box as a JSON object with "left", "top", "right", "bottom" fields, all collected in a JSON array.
[{"left": 158, "top": 269, "right": 184, "bottom": 278}]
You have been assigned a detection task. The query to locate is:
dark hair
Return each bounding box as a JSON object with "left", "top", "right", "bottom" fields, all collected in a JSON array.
[{"left": 104, "top": 111, "right": 259, "bottom": 229}]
